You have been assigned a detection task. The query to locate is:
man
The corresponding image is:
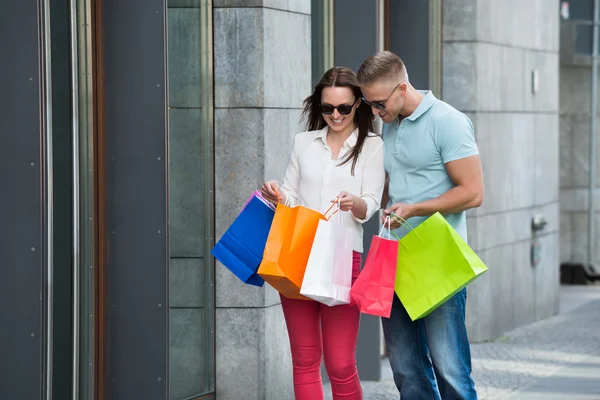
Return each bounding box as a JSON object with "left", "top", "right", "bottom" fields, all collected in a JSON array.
[{"left": 357, "top": 51, "right": 483, "bottom": 400}]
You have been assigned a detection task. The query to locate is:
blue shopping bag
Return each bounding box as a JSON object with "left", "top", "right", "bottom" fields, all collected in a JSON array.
[{"left": 211, "top": 195, "right": 275, "bottom": 286}]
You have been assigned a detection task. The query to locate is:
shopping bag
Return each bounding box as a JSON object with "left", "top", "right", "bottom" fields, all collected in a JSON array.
[
  {"left": 258, "top": 199, "right": 338, "bottom": 300},
  {"left": 350, "top": 217, "right": 399, "bottom": 317},
  {"left": 210, "top": 193, "right": 275, "bottom": 287},
  {"left": 242, "top": 189, "right": 276, "bottom": 212},
  {"left": 300, "top": 206, "right": 354, "bottom": 306},
  {"left": 393, "top": 212, "right": 488, "bottom": 321}
]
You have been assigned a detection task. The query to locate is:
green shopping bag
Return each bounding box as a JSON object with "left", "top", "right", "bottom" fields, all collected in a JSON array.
[{"left": 393, "top": 212, "right": 488, "bottom": 321}]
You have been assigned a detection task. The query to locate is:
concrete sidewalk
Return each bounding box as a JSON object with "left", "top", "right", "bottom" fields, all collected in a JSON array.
[{"left": 324, "top": 284, "right": 600, "bottom": 400}]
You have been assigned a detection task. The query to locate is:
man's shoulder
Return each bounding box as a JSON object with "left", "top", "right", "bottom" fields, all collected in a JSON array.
[{"left": 429, "top": 99, "right": 472, "bottom": 126}]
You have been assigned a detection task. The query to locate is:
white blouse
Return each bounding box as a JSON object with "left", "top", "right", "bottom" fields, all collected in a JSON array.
[{"left": 280, "top": 126, "right": 385, "bottom": 253}]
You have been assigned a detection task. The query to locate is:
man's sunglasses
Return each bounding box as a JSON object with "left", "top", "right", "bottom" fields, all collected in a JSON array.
[
  {"left": 362, "top": 82, "right": 402, "bottom": 111},
  {"left": 319, "top": 98, "right": 358, "bottom": 115}
]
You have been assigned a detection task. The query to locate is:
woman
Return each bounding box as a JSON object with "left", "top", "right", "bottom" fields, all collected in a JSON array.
[{"left": 261, "top": 67, "right": 385, "bottom": 399}]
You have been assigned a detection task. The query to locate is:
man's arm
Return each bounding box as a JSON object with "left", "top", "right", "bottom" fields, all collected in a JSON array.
[
  {"left": 410, "top": 155, "right": 483, "bottom": 217},
  {"left": 384, "top": 111, "right": 483, "bottom": 223}
]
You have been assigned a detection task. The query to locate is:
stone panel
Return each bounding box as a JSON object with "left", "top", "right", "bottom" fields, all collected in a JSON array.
[
  {"left": 560, "top": 211, "right": 573, "bottom": 263},
  {"left": 264, "top": 305, "right": 294, "bottom": 400},
  {"left": 489, "top": 244, "right": 515, "bottom": 337},
  {"left": 214, "top": 8, "right": 264, "bottom": 108},
  {"left": 477, "top": 0, "right": 559, "bottom": 52},
  {"left": 534, "top": 232, "right": 560, "bottom": 320},
  {"left": 216, "top": 306, "right": 292, "bottom": 400},
  {"left": 215, "top": 108, "right": 266, "bottom": 308},
  {"left": 216, "top": 308, "right": 263, "bottom": 400},
  {"left": 441, "top": 42, "right": 477, "bottom": 111},
  {"left": 442, "top": 0, "right": 476, "bottom": 42},
  {"left": 214, "top": 7, "right": 310, "bottom": 109},
  {"left": 563, "top": 114, "right": 600, "bottom": 188},
  {"left": 263, "top": 108, "right": 304, "bottom": 183},
  {"left": 475, "top": 113, "right": 535, "bottom": 215},
  {"left": 523, "top": 51, "right": 559, "bottom": 113},
  {"left": 467, "top": 202, "right": 559, "bottom": 252},
  {"left": 533, "top": 114, "right": 560, "bottom": 205},
  {"left": 569, "top": 211, "right": 588, "bottom": 263},
  {"left": 559, "top": 115, "right": 573, "bottom": 189},
  {"left": 512, "top": 240, "right": 536, "bottom": 327},
  {"left": 560, "top": 66, "right": 593, "bottom": 117},
  {"left": 466, "top": 247, "right": 496, "bottom": 342},
  {"left": 476, "top": 44, "right": 525, "bottom": 112},
  {"left": 214, "top": 0, "right": 311, "bottom": 14},
  {"left": 263, "top": 8, "right": 311, "bottom": 108}
]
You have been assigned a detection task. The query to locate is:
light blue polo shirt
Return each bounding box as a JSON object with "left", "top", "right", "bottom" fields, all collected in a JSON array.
[{"left": 382, "top": 91, "right": 479, "bottom": 241}]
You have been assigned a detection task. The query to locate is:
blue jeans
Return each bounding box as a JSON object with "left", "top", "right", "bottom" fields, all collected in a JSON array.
[{"left": 381, "top": 289, "right": 477, "bottom": 400}]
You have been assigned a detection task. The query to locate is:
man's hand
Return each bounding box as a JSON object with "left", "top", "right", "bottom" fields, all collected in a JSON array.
[{"left": 382, "top": 203, "right": 416, "bottom": 229}]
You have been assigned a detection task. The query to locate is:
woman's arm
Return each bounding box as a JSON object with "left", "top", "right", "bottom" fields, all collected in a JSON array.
[{"left": 338, "top": 141, "right": 385, "bottom": 222}]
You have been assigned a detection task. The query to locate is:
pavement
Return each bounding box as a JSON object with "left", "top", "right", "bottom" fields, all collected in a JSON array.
[{"left": 324, "top": 284, "right": 600, "bottom": 400}]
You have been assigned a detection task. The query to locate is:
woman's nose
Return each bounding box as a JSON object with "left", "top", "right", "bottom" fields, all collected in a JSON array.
[{"left": 332, "top": 109, "right": 341, "bottom": 119}]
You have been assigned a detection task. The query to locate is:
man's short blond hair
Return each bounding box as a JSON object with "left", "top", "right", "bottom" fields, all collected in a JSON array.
[{"left": 356, "top": 51, "right": 408, "bottom": 86}]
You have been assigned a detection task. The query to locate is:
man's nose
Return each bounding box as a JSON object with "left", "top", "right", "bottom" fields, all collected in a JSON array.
[{"left": 371, "top": 105, "right": 380, "bottom": 116}]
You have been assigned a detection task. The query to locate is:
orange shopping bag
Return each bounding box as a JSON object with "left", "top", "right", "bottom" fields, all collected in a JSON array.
[{"left": 258, "top": 198, "right": 338, "bottom": 300}]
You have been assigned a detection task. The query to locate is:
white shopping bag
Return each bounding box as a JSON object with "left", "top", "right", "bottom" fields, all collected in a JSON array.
[{"left": 300, "top": 206, "right": 354, "bottom": 306}]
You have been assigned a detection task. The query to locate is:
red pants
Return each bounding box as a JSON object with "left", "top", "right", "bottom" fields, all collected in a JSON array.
[{"left": 280, "top": 251, "right": 363, "bottom": 400}]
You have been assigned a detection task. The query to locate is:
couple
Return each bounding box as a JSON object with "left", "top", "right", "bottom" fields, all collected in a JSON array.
[{"left": 260, "top": 51, "right": 484, "bottom": 400}]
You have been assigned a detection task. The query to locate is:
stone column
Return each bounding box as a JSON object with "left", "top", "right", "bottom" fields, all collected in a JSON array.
[
  {"left": 442, "top": 0, "right": 560, "bottom": 342},
  {"left": 559, "top": 11, "right": 600, "bottom": 275},
  {"left": 213, "top": 1, "right": 311, "bottom": 399}
]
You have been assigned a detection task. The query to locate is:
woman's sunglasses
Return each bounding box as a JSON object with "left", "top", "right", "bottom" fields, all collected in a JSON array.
[{"left": 319, "top": 98, "right": 358, "bottom": 115}]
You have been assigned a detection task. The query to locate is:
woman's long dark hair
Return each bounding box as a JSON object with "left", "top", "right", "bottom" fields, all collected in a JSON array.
[{"left": 301, "top": 67, "right": 375, "bottom": 176}]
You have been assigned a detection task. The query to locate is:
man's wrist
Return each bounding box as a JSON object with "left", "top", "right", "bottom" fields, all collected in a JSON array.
[{"left": 407, "top": 202, "right": 425, "bottom": 218}]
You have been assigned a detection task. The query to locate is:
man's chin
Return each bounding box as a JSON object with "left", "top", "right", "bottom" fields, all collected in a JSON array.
[{"left": 380, "top": 114, "right": 395, "bottom": 123}]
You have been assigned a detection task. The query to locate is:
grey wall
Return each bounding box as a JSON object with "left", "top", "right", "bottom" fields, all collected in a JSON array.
[
  {"left": 213, "top": 1, "right": 311, "bottom": 399},
  {"left": 104, "top": 1, "right": 169, "bottom": 398},
  {"left": 559, "top": 15, "right": 599, "bottom": 268},
  {"left": 443, "top": 0, "right": 561, "bottom": 342},
  {"left": 0, "top": 1, "right": 46, "bottom": 399}
]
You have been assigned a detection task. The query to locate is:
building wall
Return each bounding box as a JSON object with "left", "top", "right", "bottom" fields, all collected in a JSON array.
[
  {"left": 213, "top": 1, "right": 311, "bottom": 399},
  {"left": 559, "top": 16, "right": 599, "bottom": 269},
  {"left": 442, "top": 0, "right": 561, "bottom": 342}
]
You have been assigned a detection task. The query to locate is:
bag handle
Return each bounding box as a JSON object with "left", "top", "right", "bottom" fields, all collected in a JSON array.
[
  {"left": 390, "top": 214, "right": 415, "bottom": 231},
  {"left": 272, "top": 188, "right": 340, "bottom": 221},
  {"left": 379, "top": 216, "right": 400, "bottom": 240},
  {"left": 323, "top": 197, "right": 340, "bottom": 221}
]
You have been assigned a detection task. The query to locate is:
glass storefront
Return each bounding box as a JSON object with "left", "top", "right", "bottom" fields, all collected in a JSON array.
[
  {"left": 73, "top": 0, "right": 96, "bottom": 398},
  {"left": 18, "top": 0, "right": 216, "bottom": 398},
  {"left": 167, "top": 0, "right": 215, "bottom": 398}
]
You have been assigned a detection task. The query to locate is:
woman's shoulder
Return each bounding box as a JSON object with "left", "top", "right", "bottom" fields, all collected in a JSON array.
[
  {"left": 364, "top": 131, "right": 384, "bottom": 146},
  {"left": 293, "top": 128, "right": 326, "bottom": 146}
]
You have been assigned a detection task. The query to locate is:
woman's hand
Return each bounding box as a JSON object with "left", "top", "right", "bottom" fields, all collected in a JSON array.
[
  {"left": 336, "top": 191, "right": 355, "bottom": 212},
  {"left": 261, "top": 180, "right": 285, "bottom": 205}
]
